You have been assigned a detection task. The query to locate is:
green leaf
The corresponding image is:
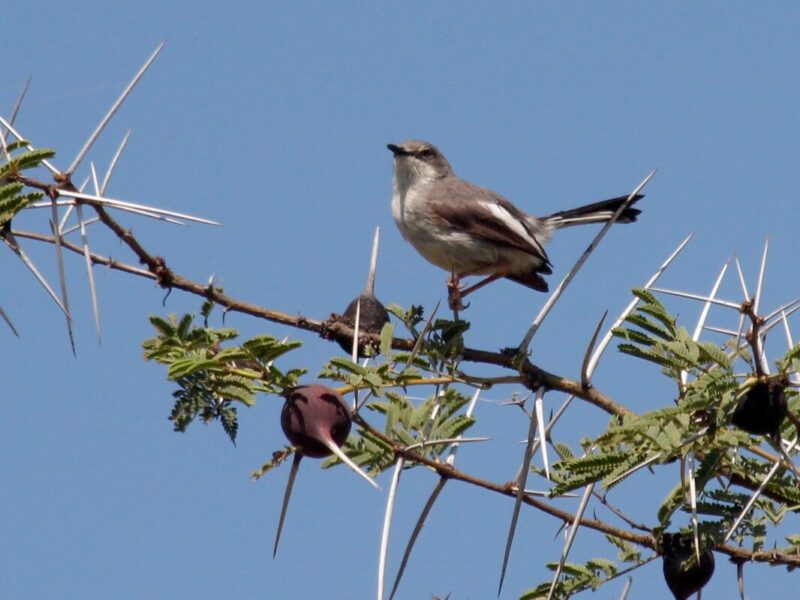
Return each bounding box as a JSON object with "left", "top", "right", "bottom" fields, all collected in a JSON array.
[
  {"left": 617, "top": 343, "right": 673, "bottom": 368},
  {"left": 0, "top": 181, "right": 24, "bottom": 201},
  {"left": 613, "top": 327, "right": 657, "bottom": 347},
  {"left": 379, "top": 321, "right": 394, "bottom": 357},
  {"left": 218, "top": 406, "right": 238, "bottom": 444},
  {"left": 167, "top": 358, "right": 222, "bottom": 378},
  {"left": 585, "top": 558, "right": 617, "bottom": 578},
  {"left": 328, "top": 356, "right": 367, "bottom": 375},
  {"left": 0, "top": 186, "right": 42, "bottom": 226},
  {"left": 624, "top": 312, "right": 675, "bottom": 341},
  {"left": 0, "top": 147, "right": 56, "bottom": 175}
]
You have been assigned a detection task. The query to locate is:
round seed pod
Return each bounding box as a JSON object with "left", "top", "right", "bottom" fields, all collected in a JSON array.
[
  {"left": 336, "top": 292, "right": 390, "bottom": 357},
  {"left": 661, "top": 533, "right": 715, "bottom": 600},
  {"left": 280, "top": 385, "right": 351, "bottom": 458},
  {"left": 731, "top": 379, "right": 787, "bottom": 437}
]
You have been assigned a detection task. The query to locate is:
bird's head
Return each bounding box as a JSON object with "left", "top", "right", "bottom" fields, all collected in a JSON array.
[{"left": 387, "top": 140, "right": 453, "bottom": 189}]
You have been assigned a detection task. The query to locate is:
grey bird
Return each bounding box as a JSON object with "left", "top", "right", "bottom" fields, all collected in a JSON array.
[{"left": 388, "top": 140, "right": 642, "bottom": 309}]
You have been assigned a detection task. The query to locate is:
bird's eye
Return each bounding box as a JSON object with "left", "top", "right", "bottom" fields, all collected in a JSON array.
[{"left": 418, "top": 148, "right": 435, "bottom": 160}]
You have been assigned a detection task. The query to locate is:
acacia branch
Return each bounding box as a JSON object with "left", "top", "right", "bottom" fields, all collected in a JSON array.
[
  {"left": 10, "top": 172, "right": 633, "bottom": 418},
  {"left": 352, "top": 413, "right": 800, "bottom": 568},
  {"left": 12, "top": 173, "right": 798, "bottom": 567}
]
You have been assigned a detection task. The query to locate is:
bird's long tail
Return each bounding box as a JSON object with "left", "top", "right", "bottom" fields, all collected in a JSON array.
[{"left": 543, "top": 194, "right": 643, "bottom": 229}]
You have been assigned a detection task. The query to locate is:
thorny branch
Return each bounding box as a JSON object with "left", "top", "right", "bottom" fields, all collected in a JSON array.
[
  {"left": 8, "top": 172, "right": 800, "bottom": 572},
  {"left": 351, "top": 413, "right": 800, "bottom": 569},
  {"left": 12, "top": 174, "right": 632, "bottom": 416}
]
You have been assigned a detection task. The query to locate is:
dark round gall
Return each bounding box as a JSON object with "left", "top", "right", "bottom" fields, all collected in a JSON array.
[
  {"left": 661, "top": 533, "right": 715, "bottom": 600},
  {"left": 731, "top": 379, "right": 787, "bottom": 437},
  {"left": 280, "top": 385, "right": 352, "bottom": 458},
  {"left": 336, "top": 292, "right": 390, "bottom": 357}
]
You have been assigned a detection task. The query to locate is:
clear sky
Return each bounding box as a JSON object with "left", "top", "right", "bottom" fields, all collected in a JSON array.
[{"left": 3, "top": 3, "right": 799, "bottom": 599}]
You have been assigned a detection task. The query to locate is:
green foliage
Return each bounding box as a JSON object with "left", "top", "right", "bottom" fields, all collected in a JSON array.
[
  {"left": 613, "top": 290, "right": 731, "bottom": 379},
  {"left": 318, "top": 354, "right": 422, "bottom": 396},
  {"left": 371, "top": 387, "right": 474, "bottom": 450},
  {"left": 386, "top": 303, "right": 425, "bottom": 334},
  {"left": 138, "top": 286, "right": 800, "bottom": 596},
  {"left": 0, "top": 180, "right": 43, "bottom": 227},
  {"left": 521, "top": 555, "right": 643, "bottom": 599},
  {"left": 778, "top": 534, "right": 800, "bottom": 558},
  {"left": 424, "top": 317, "right": 470, "bottom": 367},
  {"left": 776, "top": 342, "right": 800, "bottom": 374},
  {"left": 326, "top": 387, "right": 476, "bottom": 474},
  {"left": 606, "top": 535, "right": 642, "bottom": 564},
  {"left": 142, "top": 312, "right": 305, "bottom": 444},
  {"left": 546, "top": 288, "right": 800, "bottom": 576},
  {"left": 388, "top": 303, "right": 470, "bottom": 367},
  {"left": 0, "top": 143, "right": 56, "bottom": 226},
  {"left": 0, "top": 144, "right": 56, "bottom": 179},
  {"left": 0, "top": 156, "right": 47, "bottom": 226}
]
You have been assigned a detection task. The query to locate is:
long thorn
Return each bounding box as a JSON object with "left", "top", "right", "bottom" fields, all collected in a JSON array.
[
  {"left": 618, "top": 577, "right": 633, "bottom": 600},
  {"left": 56, "top": 188, "right": 220, "bottom": 225},
  {"left": 101, "top": 129, "right": 132, "bottom": 194},
  {"left": 0, "top": 305, "right": 19, "bottom": 336},
  {"left": 0, "top": 115, "right": 59, "bottom": 175},
  {"left": 30, "top": 198, "right": 187, "bottom": 226},
  {"left": 682, "top": 260, "right": 729, "bottom": 387},
  {"left": 779, "top": 310, "right": 799, "bottom": 384},
  {"left": 365, "top": 226, "right": 380, "bottom": 295},
  {"left": 764, "top": 297, "right": 800, "bottom": 324},
  {"left": 65, "top": 43, "right": 165, "bottom": 177},
  {"left": 321, "top": 437, "right": 379, "bottom": 490},
  {"left": 687, "top": 452, "right": 700, "bottom": 561},
  {"left": 649, "top": 287, "right": 741, "bottom": 310},
  {"left": 753, "top": 238, "right": 769, "bottom": 316},
  {"left": 49, "top": 200, "right": 75, "bottom": 355},
  {"left": 518, "top": 170, "right": 657, "bottom": 354},
  {"left": 5, "top": 76, "right": 31, "bottom": 132},
  {"left": 604, "top": 453, "right": 661, "bottom": 488},
  {"left": 351, "top": 297, "right": 361, "bottom": 363},
  {"left": 582, "top": 311, "right": 607, "bottom": 388},
  {"left": 388, "top": 388, "right": 481, "bottom": 600},
  {"left": 0, "top": 76, "right": 32, "bottom": 162},
  {"left": 399, "top": 300, "right": 440, "bottom": 375},
  {"left": 723, "top": 437, "right": 797, "bottom": 543},
  {"left": 446, "top": 387, "right": 482, "bottom": 462},
  {"left": 388, "top": 478, "right": 445, "bottom": 600},
  {"left": 2, "top": 233, "right": 70, "bottom": 317},
  {"left": 378, "top": 458, "right": 404, "bottom": 600},
  {"left": 585, "top": 233, "right": 693, "bottom": 377},
  {"left": 273, "top": 453, "right": 302, "bottom": 558},
  {"left": 61, "top": 217, "right": 100, "bottom": 236},
  {"left": 734, "top": 257, "right": 750, "bottom": 301},
  {"left": 59, "top": 175, "right": 90, "bottom": 234},
  {"left": 76, "top": 203, "right": 101, "bottom": 343},
  {"left": 546, "top": 483, "right": 595, "bottom": 600},
  {"left": 498, "top": 392, "right": 541, "bottom": 595},
  {"left": 534, "top": 389, "right": 550, "bottom": 479}
]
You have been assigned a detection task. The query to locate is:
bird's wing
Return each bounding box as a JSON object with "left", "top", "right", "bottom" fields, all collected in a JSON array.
[{"left": 428, "top": 178, "right": 551, "bottom": 267}]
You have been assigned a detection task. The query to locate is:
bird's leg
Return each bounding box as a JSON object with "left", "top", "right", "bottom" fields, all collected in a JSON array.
[
  {"left": 447, "top": 268, "right": 508, "bottom": 311},
  {"left": 460, "top": 272, "right": 505, "bottom": 297},
  {"left": 447, "top": 272, "right": 467, "bottom": 311}
]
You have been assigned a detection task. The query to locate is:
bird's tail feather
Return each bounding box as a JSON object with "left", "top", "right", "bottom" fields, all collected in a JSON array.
[
  {"left": 506, "top": 271, "right": 549, "bottom": 292},
  {"left": 543, "top": 194, "right": 643, "bottom": 229}
]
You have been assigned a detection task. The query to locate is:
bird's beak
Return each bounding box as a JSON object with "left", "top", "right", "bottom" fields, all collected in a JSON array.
[{"left": 387, "top": 143, "right": 405, "bottom": 156}]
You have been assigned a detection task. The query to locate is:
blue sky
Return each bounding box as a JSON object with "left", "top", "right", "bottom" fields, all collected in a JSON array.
[{"left": 3, "top": 3, "right": 799, "bottom": 599}]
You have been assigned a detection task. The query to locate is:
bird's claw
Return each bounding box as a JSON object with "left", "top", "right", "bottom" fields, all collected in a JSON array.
[{"left": 447, "top": 277, "right": 469, "bottom": 311}]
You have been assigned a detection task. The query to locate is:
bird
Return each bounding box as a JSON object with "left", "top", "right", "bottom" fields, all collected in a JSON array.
[{"left": 388, "top": 140, "right": 642, "bottom": 309}]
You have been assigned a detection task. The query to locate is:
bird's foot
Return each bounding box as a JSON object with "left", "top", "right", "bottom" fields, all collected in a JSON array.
[{"left": 447, "top": 277, "right": 469, "bottom": 311}]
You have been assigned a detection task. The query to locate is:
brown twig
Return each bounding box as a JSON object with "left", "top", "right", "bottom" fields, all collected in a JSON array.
[{"left": 351, "top": 413, "right": 800, "bottom": 568}]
